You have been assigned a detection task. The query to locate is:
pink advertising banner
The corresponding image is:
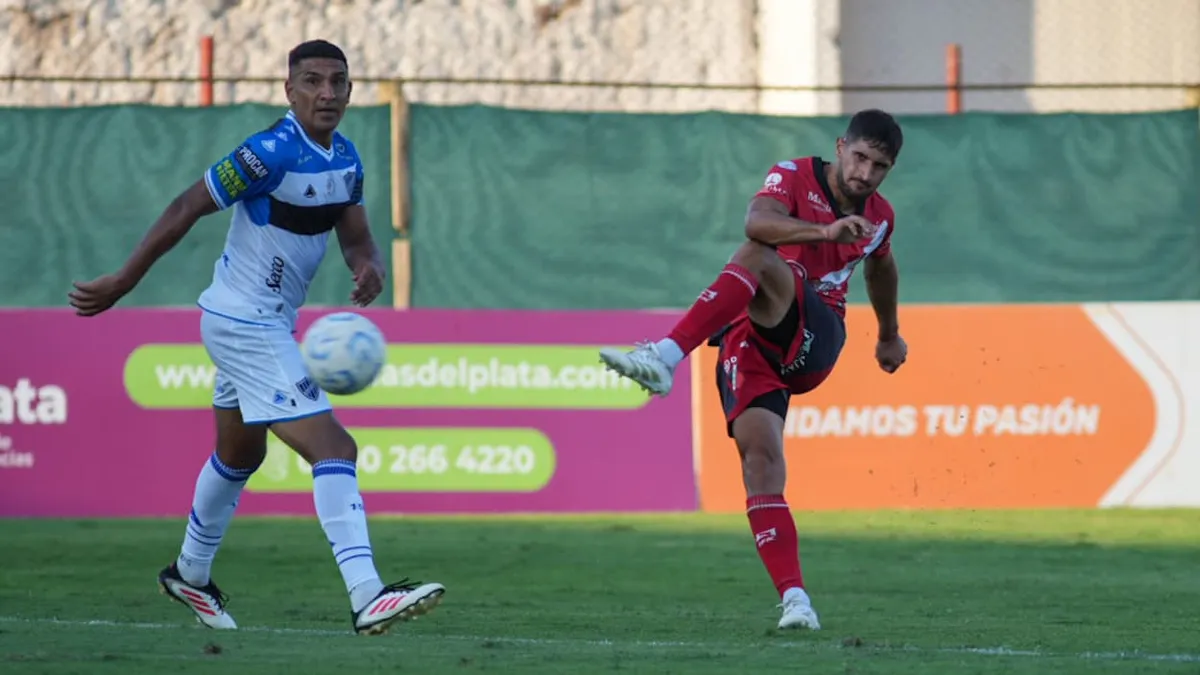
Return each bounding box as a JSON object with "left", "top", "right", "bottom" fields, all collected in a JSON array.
[{"left": 0, "top": 308, "right": 695, "bottom": 517}]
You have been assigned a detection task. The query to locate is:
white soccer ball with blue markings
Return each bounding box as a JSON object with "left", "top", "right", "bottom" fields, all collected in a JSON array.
[{"left": 300, "top": 312, "right": 387, "bottom": 396}]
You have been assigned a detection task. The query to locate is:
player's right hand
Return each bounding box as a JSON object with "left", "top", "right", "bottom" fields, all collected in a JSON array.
[
  {"left": 68, "top": 274, "right": 132, "bottom": 317},
  {"left": 826, "top": 215, "right": 876, "bottom": 244}
]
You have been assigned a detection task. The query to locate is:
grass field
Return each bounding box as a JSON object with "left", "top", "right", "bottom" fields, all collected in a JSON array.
[{"left": 2, "top": 510, "right": 1199, "bottom": 674}]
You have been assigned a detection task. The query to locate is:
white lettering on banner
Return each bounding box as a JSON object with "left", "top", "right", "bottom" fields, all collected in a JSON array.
[
  {"left": 0, "top": 379, "right": 67, "bottom": 425},
  {"left": 270, "top": 442, "right": 540, "bottom": 478},
  {"left": 0, "top": 437, "right": 34, "bottom": 468},
  {"left": 0, "top": 378, "right": 64, "bottom": 470},
  {"left": 783, "top": 400, "right": 1102, "bottom": 439},
  {"left": 151, "top": 358, "right": 630, "bottom": 395}
]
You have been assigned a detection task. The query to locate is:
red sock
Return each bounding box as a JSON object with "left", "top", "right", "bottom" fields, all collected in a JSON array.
[
  {"left": 666, "top": 263, "right": 759, "bottom": 354},
  {"left": 747, "top": 494, "right": 804, "bottom": 598}
]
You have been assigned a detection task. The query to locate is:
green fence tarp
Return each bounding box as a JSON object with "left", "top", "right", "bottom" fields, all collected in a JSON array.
[
  {"left": 410, "top": 106, "right": 1200, "bottom": 308},
  {"left": 4, "top": 104, "right": 1198, "bottom": 310},
  {"left": 0, "top": 103, "right": 393, "bottom": 308}
]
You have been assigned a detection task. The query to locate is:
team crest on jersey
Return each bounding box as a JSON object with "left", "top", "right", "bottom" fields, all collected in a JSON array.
[{"left": 295, "top": 376, "right": 320, "bottom": 401}]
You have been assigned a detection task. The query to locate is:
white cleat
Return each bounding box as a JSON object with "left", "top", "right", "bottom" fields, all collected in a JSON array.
[
  {"left": 777, "top": 587, "right": 821, "bottom": 630},
  {"left": 353, "top": 579, "right": 445, "bottom": 636},
  {"left": 158, "top": 563, "right": 238, "bottom": 630},
  {"left": 598, "top": 342, "right": 675, "bottom": 396}
]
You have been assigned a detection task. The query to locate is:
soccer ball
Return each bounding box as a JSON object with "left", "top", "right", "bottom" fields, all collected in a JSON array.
[{"left": 300, "top": 312, "right": 387, "bottom": 396}]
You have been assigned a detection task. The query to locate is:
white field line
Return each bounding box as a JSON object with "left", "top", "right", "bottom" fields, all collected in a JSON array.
[{"left": 0, "top": 615, "right": 1197, "bottom": 664}]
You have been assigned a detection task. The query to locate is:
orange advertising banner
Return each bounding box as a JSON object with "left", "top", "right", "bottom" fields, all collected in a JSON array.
[{"left": 692, "top": 305, "right": 1157, "bottom": 512}]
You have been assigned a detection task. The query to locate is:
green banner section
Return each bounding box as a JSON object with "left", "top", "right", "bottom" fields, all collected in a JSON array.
[
  {"left": 247, "top": 427, "right": 556, "bottom": 493},
  {"left": 5, "top": 103, "right": 1198, "bottom": 309},
  {"left": 123, "top": 343, "right": 649, "bottom": 410},
  {"left": 0, "top": 103, "right": 393, "bottom": 308},
  {"left": 409, "top": 106, "right": 1200, "bottom": 307}
]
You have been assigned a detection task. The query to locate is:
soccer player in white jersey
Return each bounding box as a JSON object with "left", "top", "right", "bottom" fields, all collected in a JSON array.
[{"left": 68, "top": 40, "right": 445, "bottom": 636}]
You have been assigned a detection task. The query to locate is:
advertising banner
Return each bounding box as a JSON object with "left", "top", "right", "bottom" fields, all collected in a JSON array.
[
  {"left": 693, "top": 303, "right": 1200, "bottom": 511},
  {"left": 0, "top": 308, "right": 695, "bottom": 517}
]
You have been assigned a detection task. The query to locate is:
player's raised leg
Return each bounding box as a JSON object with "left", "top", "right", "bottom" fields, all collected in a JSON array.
[
  {"left": 270, "top": 413, "right": 445, "bottom": 635},
  {"left": 600, "top": 239, "right": 783, "bottom": 395},
  {"left": 159, "top": 401, "right": 264, "bottom": 630}
]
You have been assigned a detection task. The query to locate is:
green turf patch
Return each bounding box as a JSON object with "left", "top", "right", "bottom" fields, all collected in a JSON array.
[{"left": 1, "top": 511, "right": 1198, "bottom": 674}]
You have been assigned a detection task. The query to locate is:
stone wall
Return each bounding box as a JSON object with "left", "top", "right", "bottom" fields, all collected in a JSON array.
[
  {"left": 3, "top": 0, "right": 1197, "bottom": 113},
  {"left": 0, "top": 0, "right": 760, "bottom": 112}
]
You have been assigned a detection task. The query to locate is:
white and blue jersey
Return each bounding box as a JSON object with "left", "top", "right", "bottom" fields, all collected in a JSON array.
[{"left": 198, "top": 110, "right": 364, "bottom": 329}]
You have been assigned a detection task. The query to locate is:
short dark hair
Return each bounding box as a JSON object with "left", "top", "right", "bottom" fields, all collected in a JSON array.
[
  {"left": 844, "top": 109, "right": 903, "bottom": 162},
  {"left": 288, "top": 40, "right": 348, "bottom": 70}
]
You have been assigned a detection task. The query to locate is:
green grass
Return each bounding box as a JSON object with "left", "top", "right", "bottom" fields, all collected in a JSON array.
[{"left": 2, "top": 510, "right": 1199, "bottom": 674}]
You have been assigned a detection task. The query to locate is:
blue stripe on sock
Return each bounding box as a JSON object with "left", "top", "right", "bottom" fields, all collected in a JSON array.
[
  {"left": 337, "top": 553, "right": 374, "bottom": 567},
  {"left": 186, "top": 525, "right": 222, "bottom": 544},
  {"left": 186, "top": 530, "right": 221, "bottom": 548},
  {"left": 208, "top": 453, "right": 255, "bottom": 482},
  {"left": 312, "top": 459, "right": 357, "bottom": 478},
  {"left": 315, "top": 459, "right": 356, "bottom": 468},
  {"left": 189, "top": 508, "right": 204, "bottom": 528},
  {"left": 335, "top": 545, "right": 372, "bottom": 562}
]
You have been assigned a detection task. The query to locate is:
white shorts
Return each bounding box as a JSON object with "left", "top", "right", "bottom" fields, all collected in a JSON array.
[{"left": 200, "top": 309, "right": 332, "bottom": 424}]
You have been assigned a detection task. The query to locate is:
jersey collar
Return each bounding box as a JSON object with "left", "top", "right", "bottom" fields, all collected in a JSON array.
[{"left": 285, "top": 110, "right": 336, "bottom": 161}]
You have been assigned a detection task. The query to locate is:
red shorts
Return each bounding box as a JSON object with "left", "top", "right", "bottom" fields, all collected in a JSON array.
[{"left": 710, "top": 274, "right": 846, "bottom": 437}]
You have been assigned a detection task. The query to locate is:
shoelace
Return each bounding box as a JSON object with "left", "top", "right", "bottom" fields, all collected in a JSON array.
[
  {"left": 381, "top": 577, "right": 422, "bottom": 594},
  {"left": 199, "top": 582, "right": 230, "bottom": 609}
]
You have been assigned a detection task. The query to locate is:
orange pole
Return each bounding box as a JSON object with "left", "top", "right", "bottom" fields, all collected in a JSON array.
[
  {"left": 199, "top": 35, "right": 214, "bottom": 107},
  {"left": 945, "top": 43, "right": 962, "bottom": 114}
]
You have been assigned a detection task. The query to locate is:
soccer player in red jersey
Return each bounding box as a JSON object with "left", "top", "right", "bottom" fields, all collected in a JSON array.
[{"left": 600, "top": 109, "right": 908, "bottom": 630}]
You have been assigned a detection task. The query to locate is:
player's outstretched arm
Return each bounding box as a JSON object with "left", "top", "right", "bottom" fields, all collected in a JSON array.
[
  {"left": 745, "top": 197, "right": 873, "bottom": 246},
  {"left": 745, "top": 197, "right": 829, "bottom": 245},
  {"left": 864, "top": 250, "right": 906, "bottom": 373},
  {"left": 68, "top": 180, "right": 219, "bottom": 316},
  {"left": 334, "top": 205, "right": 386, "bottom": 307},
  {"left": 116, "top": 181, "right": 219, "bottom": 289}
]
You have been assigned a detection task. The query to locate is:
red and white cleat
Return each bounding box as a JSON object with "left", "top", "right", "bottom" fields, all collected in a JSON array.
[
  {"left": 158, "top": 563, "right": 238, "bottom": 630},
  {"left": 353, "top": 578, "right": 445, "bottom": 636}
]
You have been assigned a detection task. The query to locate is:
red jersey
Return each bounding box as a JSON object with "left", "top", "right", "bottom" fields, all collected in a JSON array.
[{"left": 753, "top": 156, "right": 896, "bottom": 316}]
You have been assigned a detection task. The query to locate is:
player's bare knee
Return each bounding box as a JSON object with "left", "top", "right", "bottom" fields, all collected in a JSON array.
[
  {"left": 728, "top": 239, "right": 779, "bottom": 278},
  {"left": 270, "top": 412, "right": 358, "bottom": 465},
  {"left": 733, "top": 408, "right": 788, "bottom": 495},
  {"left": 325, "top": 431, "right": 358, "bottom": 463},
  {"left": 740, "top": 444, "right": 787, "bottom": 496},
  {"left": 303, "top": 425, "right": 357, "bottom": 464}
]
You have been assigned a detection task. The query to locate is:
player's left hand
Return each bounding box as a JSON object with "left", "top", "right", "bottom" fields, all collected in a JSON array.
[
  {"left": 68, "top": 274, "right": 133, "bottom": 317},
  {"left": 875, "top": 334, "right": 907, "bottom": 374},
  {"left": 350, "top": 261, "right": 386, "bottom": 307}
]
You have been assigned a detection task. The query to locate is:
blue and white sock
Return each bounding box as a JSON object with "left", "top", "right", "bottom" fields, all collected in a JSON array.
[
  {"left": 312, "top": 459, "right": 384, "bottom": 611},
  {"left": 177, "top": 452, "right": 257, "bottom": 587}
]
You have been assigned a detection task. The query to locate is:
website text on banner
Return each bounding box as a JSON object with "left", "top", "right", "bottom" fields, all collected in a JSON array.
[
  {"left": 0, "top": 308, "right": 696, "bottom": 517},
  {"left": 693, "top": 303, "right": 1200, "bottom": 511}
]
